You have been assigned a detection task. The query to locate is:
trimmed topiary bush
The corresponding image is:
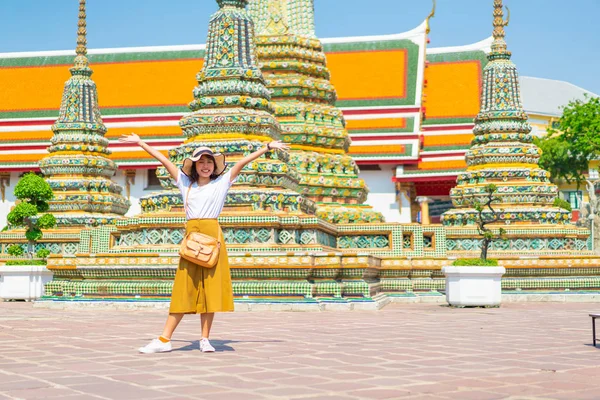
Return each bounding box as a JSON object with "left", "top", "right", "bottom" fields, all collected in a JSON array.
[
  {"left": 6, "top": 173, "right": 56, "bottom": 258},
  {"left": 7, "top": 244, "right": 24, "bottom": 257},
  {"left": 5, "top": 259, "right": 47, "bottom": 266},
  {"left": 36, "top": 248, "right": 51, "bottom": 259},
  {"left": 452, "top": 258, "right": 499, "bottom": 267}
]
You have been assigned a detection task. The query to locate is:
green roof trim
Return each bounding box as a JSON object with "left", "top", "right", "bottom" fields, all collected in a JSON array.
[
  {"left": 422, "top": 144, "right": 470, "bottom": 152},
  {"left": 348, "top": 118, "right": 415, "bottom": 134},
  {"left": 402, "top": 167, "right": 464, "bottom": 176},
  {"left": 0, "top": 50, "right": 206, "bottom": 68},
  {"left": 0, "top": 105, "right": 189, "bottom": 120},
  {"left": 323, "top": 39, "right": 414, "bottom": 53},
  {"left": 352, "top": 144, "right": 413, "bottom": 159},
  {"left": 422, "top": 117, "right": 475, "bottom": 126},
  {"left": 426, "top": 49, "right": 489, "bottom": 66}
]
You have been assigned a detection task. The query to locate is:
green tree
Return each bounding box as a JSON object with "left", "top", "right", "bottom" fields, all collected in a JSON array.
[
  {"left": 453, "top": 184, "right": 505, "bottom": 265},
  {"left": 6, "top": 173, "right": 56, "bottom": 258},
  {"left": 537, "top": 95, "right": 600, "bottom": 187},
  {"left": 471, "top": 184, "right": 505, "bottom": 262}
]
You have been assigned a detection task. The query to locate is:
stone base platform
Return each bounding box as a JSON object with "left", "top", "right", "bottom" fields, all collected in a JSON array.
[{"left": 29, "top": 290, "right": 600, "bottom": 312}]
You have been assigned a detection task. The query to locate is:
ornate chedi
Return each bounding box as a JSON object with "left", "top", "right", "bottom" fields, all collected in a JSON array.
[
  {"left": 140, "top": 0, "right": 312, "bottom": 217},
  {"left": 38, "top": 0, "right": 130, "bottom": 227},
  {"left": 441, "top": 0, "right": 588, "bottom": 255},
  {"left": 247, "top": 0, "right": 384, "bottom": 224}
]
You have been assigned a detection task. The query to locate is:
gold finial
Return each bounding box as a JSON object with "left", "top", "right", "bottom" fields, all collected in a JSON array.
[
  {"left": 76, "top": 0, "right": 87, "bottom": 56},
  {"left": 426, "top": 0, "right": 436, "bottom": 34},
  {"left": 491, "top": 0, "right": 511, "bottom": 56},
  {"left": 492, "top": 0, "right": 510, "bottom": 40},
  {"left": 73, "top": 0, "right": 89, "bottom": 69}
]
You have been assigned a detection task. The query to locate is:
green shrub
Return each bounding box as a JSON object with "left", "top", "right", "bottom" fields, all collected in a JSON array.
[
  {"left": 7, "top": 244, "right": 24, "bottom": 257},
  {"left": 5, "top": 259, "right": 47, "bottom": 266},
  {"left": 13, "top": 173, "right": 53, "bottom": 204},
  {"left": 452, "top": 258, "right": 499, "bottom": 267},
  {"left": 7, "top": 203, "right": 38, "bottom": 225},
  {"left": 36, "top": 248, "right": 51, "bottom": 259},
  {"left": 553, "top": 197, "right": 572, "bottom": 211},
  {"left": 5, "top": 172, "right": 56, "bottom": 257},
  {"left": 37, "top": 214, "right": 57, "bottom": 229}
]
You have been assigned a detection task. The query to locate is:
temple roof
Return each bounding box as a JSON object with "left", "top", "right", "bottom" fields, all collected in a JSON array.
[
  {"left": 0, "top": 21, "right": 596, "bottom": 174},
  {"left": 0, "top": 23, "right": 430, "bottom": 169},
  {"left": 0, "top": 24, "right": 427, "bottom": 117},
  {"left": 520, "top": 76, "right": 599, "bottom": 117}
]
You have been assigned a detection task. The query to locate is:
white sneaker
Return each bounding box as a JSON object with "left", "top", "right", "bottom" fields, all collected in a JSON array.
[
  {"left": 199, "top": 338, "right": 215, "bottom": 353},
  {"left": 139, "top": 338, "right": 172, "bottom": 354}
]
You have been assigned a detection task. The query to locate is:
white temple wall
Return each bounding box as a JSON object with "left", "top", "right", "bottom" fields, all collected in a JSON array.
[{"left": 359, "top": 165, "right": 406, "bottom": 223}]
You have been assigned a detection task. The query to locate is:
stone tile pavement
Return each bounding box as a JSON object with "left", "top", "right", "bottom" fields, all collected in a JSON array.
[{"left": 0, "top": 301, "right": 598, "bottom": 400}]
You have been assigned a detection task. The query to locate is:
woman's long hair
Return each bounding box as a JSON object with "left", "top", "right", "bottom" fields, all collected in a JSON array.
[{"left": 189, "top": 154, "right": 221, "bottom": 183}]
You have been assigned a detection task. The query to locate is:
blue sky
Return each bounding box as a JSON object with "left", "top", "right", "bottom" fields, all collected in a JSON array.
[{"left": 1, "top": 0, "right": 599, "bottom": 94}]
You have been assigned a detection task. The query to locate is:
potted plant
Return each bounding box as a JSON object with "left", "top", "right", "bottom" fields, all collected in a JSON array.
[
  {"left": 442, "top": 184, "right": 507, "bottom": 307},
  {"left": 0, "top": 173, "right": 56, "bottom": 301}
]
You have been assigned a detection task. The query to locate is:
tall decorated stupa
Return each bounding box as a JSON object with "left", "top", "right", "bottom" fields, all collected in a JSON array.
[
  {"left": 441, "top": 0, "right": 588, "bottom": 255},
  {"left": 247, "top": 0, "right": 384, "bottom": 224},
  {"left": 38, "top": 0, "right": 130, "bottom": 226},
  {"left": 141, "top": 0, "right": 312, "bottom": 217}
]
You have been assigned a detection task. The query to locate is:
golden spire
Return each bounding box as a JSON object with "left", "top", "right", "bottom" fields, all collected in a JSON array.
[
  {"left": 490, "top": 0, "right": 511, "bottom": 57},
  {"left": 425, "top": 0, "right": 436, "bottom": 35},
  {"left": 73, "top": 0, "right": 90, "bottom": 70}
]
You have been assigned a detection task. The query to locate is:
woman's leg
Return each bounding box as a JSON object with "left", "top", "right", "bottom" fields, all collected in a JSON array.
[
  {"left": 161, "top": 313, "right": 185, "bottom": 339},
  {"left": 200, "top": 312, "right": 215, "bottom": 338},
  {"left": 139, "top": 313, "right": 184, "bottom": 353}
]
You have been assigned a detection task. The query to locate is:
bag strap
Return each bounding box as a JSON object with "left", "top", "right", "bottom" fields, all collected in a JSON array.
[{"left": 184, "top": 180, "right": 193, "bottom": 216}]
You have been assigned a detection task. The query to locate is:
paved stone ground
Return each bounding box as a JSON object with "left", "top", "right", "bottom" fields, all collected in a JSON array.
[{"left": 0, "top": 302, "right": 598, "bottom": 400}]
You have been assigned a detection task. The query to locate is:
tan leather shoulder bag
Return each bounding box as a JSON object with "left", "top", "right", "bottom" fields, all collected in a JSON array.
[{"left": 179, "top": 181, "right": 221, "bottom": 268}]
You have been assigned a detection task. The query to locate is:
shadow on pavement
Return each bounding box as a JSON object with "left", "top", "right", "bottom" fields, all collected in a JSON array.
[{"left": 170, "top": 339, "right": 284, "bottom": 352}]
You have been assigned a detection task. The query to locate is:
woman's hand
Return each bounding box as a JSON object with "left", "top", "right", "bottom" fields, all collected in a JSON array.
[
  {"left": 119, "top": 132, "right": 178, "bottom": 180},
  {"left": 118, "top": 133, "right": 142, "bottom": 144},
  {"left": 267, "top": 140, "right": 290, "bottom": 151}
]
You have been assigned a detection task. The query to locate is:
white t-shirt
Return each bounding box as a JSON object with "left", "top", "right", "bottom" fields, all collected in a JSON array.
[{"left": 176, "top": 169, "right": 237, "bottom": 220}]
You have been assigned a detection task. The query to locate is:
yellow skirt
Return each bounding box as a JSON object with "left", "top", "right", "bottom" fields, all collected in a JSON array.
[{"left": 169, "top": 219, "right": 234, "bottom": 314}]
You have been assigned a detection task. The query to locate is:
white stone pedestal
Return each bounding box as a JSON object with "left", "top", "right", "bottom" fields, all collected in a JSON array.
[
  {"left": 0, "top": 265, "right": 53, "bottom": 301},
  {"left": 442, "top": 266, "right": 506, "bottom": 307}
]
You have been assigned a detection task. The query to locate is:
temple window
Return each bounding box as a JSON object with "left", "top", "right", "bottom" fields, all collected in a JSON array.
[
  {"left": 423, "top": 234, "right": 434, "bottom": 249},
  {"left": 402, "top": 233, "right": 413, "bottom": 249},
  {"left": 562, "top": 191, "right": 582, "bottom": 210},
  {"left": 146, "top": 168, "right": 162, "bottom": 190}
]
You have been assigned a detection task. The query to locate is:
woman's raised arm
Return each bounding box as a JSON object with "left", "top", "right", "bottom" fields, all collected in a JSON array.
[
  {"left": 229, "top": 140, "right": 290, "bottom": 182},
  {"left": 119, "top": 133, "right": 179, "bottom": 181}
]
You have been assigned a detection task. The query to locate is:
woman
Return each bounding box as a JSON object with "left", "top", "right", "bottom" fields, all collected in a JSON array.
[{"left": 118, "top": 133, "right": 289, "bottom": 353}]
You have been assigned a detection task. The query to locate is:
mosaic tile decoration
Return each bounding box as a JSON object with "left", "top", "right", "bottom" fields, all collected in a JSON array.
[{"left": 40, "top": 251, "right": 600, "bottom": 300}]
